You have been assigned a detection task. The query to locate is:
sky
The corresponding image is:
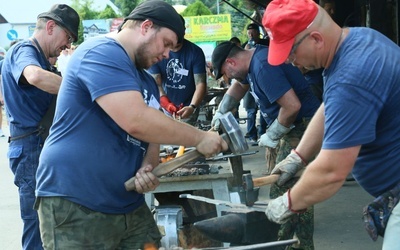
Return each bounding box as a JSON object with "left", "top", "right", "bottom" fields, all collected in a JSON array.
[{"left": 1, "top": 0, "right": 120, "bottom": 24}]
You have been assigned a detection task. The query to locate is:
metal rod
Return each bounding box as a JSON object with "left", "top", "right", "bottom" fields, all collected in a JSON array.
[
  {"left": 200, "top": 239, "right": 299, "bottom": 250},
  {"left": 220, "top": 0, "right": 262, "bottom": 27}
]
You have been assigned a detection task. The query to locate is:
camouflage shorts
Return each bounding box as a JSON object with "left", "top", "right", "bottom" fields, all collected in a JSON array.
[
  {"left": 270, "top": 179, "right": 315, "bottom": 250},
  {"left": 269, "top": 118, "right": 315, "bottom": 250},
  {"left": 265, "top": 118, "right": 310, "bottom": 173},
  {"left": 37, "top": 197, "right": 161, "bottom": 250}
]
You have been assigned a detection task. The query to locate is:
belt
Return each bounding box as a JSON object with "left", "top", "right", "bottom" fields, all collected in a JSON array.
[{"left": 8, "top": 126, "right": 44, "bottom": 143}]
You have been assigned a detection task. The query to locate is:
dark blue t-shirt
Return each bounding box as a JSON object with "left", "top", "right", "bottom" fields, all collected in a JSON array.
[
  {"left": 323, "top": 27, "right": 400, "bottom": 197},
  {"left": 1, "top": 40, "right": 53, "bottom": 128},
  {"left": 243, "top": 45, "right": 320, "bottom": 125},
  {"left": 148, "top": 39, "right": 206, "bottom": 106}
]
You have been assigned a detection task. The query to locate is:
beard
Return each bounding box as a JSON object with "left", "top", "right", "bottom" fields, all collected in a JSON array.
[
  {"left": 134, "top": 42, "right": 152, "bottom": 69},
  {"left": 231, "top": 69, "right": 247, "bottom": 83}
]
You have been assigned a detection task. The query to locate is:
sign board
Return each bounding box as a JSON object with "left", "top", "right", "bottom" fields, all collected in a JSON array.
[
  {"left": 7, "top": 29, "right": 18, "bottom": 41},
  {"left": 184, "top": 14, "right": 231, "bottom": 43}
]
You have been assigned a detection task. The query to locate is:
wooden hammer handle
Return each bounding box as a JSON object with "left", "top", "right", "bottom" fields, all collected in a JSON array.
[
  {"left": 124, "top": 149, "right": 203, "bottom": 191},
  {"left": 252, "top": 174, "right": 280, "bottom": 187},
  {"left": 252, "top": 170, "right": 304, "bottom": 187}
]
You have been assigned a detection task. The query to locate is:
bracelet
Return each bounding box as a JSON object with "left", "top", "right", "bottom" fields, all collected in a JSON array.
[
  {"left": 292, "top": 149, "right": 308, "bottom": 165},
  {"left": 190, "top": 104, "right": 197, "bottom": 110},
  {"left": 288, "top": 189, "right": 307, "bottom": 214}
]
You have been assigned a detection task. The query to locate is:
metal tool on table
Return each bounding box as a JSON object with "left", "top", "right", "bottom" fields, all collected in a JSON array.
[
  {"left": 124, "top": 112, "right": 248, "bottom": 191},
  {"left": 179, "top": 194, "right": 266, "bottom": 212},
  {"left": 205, "top": 150, "right": 258, "bottom": 161}
]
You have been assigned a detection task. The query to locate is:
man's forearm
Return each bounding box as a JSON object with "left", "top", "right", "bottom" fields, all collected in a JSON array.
[{"left": 191, "top": 82, "right": 206, "bottom": 107}]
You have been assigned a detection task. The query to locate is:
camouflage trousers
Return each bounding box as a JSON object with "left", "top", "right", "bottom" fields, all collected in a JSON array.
[
  {"left": 36, "top": 197, "right": 161, "bottom": 250},
  {"left": 267, "top": 118, "right": 315, "bottom": 250}
]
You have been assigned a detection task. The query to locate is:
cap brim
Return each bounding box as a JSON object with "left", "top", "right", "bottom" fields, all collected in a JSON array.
[{"left": 268, "top": 37, "right": 295, "bottom": 66}]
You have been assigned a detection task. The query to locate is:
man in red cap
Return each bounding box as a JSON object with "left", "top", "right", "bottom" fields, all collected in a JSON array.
[
  {"left": 1, "top": 4, "right": 79, "bottom": 249},
  {"left": 262, "top": 0, "right": 400, "bottom": 248}
]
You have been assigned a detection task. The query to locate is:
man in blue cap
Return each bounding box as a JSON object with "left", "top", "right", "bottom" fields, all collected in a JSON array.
[
  {"left": 34, "top": 1, "right": 227, "bottom": 249},
  {"left": 1, "top": 4, "right": 79, "bottom": 249}
]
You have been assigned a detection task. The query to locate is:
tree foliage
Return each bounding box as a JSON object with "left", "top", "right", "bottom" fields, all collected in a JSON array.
[
  {"left": 114, "top": 0, "right": 141, "bottom": 16},
  {"left": 181, "top": 0, "right": 212, "bottom": 16},
  {"left": 69, "top": 0, "right": 261, "bottom": 45}
]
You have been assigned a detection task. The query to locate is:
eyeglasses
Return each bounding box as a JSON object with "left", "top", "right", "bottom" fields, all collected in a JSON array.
[
  {"left": 58, "top": 24, "right": 74, "bottom": 44},
  {"left": 286, "top": 33, "right": 310, "bottom": 65}
]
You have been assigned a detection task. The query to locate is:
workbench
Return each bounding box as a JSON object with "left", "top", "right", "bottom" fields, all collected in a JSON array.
[{"left": 145, "top": 172, "right": 233, "bottom": 216}]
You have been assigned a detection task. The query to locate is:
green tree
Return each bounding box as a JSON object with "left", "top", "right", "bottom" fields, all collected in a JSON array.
[
  {"left": 181, "top": 0, "right": 212, "bottom": 16},
  {"left": 114, "top": 0, "right": 141, "bottom": 16},
  {"left": 98, "top": 5, "right": 119, "bottom": 19},
  {"left": 219, "top": 0, "right": 256, "bottom": 43}
]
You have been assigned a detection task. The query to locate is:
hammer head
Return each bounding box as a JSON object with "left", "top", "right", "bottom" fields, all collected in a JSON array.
[{"left": 219, "top": 112, "right": 249, "bottom": 154}]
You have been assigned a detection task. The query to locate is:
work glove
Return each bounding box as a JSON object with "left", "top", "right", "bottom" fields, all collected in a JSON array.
[
  {"left": 265, "top": 190, "right": 306, "bottom": 224},
  {"left": 271, "top": 150, "right": 306, "bottom": 186},
  {"left": 160, "top": 95, "right": 178, "bottom": 114},
  {"left": 258, "top": 119, "right": 293, "bottom": 148},
  {"left": 211, "top": 94, "right": 239, "bottom": 130}
]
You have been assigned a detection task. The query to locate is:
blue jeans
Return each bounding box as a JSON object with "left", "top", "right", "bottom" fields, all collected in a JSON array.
[
  {"left": 243, "top": 92, "right": 258, "bottom": 140},
  {"left": 246, "top": 108, "right": 257, "bottom": 140},
  {"left": 258, "top": 114, "right": 267, "bottom": 137},
  {"left": 8, "top": 124, "right": 44, "bottom": 250}
]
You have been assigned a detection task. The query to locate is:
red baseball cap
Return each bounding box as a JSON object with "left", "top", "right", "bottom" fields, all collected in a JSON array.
[{"left": 262, "top": 0, "right": 318, "bottom": 65}]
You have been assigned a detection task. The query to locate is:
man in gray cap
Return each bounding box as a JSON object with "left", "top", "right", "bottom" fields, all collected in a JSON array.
[
  {"left": 34, "top": 1, "right": 227, "bottom": 249},
  {"left": 1, "top": 4, "right": 79, "bottom": 250}
]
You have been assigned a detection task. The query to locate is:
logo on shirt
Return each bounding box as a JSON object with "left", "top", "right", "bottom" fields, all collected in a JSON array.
[{"left": 166, "top": 58, "right": 184, "bottom": 83}]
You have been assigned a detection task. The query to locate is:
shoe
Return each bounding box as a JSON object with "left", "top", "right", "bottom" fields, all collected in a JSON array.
[
  {"left": 247, "top": 138, "right": 258, "bottom": 146},
  {"left": 0, "top": 129, "right": 4, "bottom": 137}
]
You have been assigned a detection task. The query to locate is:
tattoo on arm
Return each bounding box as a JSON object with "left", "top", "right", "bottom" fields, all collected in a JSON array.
[{"left": 194, "top": 73, "right": 206, "bottom": 86}]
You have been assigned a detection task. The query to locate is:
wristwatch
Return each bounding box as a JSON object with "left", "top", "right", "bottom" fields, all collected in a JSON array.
[{"left": 190, "top": 104, "right": 197, "bottom": 111}]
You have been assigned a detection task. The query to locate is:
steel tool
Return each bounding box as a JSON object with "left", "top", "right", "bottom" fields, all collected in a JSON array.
[{"left": 124, "top": 112, "right": 248, "bottom": 191}]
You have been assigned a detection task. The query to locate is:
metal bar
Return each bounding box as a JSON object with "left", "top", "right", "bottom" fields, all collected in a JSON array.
[
  {"left": 200, "top": 239, "right": 299, "bottom": 249},
  {"left": 179, "top": 193, "right": 267, "bottom": 212},
  {"left": 220, "top": 0, "right": 262, "bottom": 26},
  {"left": 206, "top": 150, "right": 258, "bottom": 161}
]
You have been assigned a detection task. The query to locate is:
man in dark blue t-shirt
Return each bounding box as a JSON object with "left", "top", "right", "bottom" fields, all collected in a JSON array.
[
  {"left": 211, "top": 41, "right": 320, "bottom": 249},
  {"left": 148, "top": 31, "right": 207, "bottom": 126}
]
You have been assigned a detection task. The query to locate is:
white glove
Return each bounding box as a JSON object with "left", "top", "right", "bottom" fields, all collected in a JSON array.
[
  {"left": 211, "top": 94, "right": 239, "bottom": 131},
  {"left": 258, "top": 119, "right": 293, "bottom": 148},
  {"left": 211, "top": 111, "right": 224, "bottom": 131},
  {"left": 265, "top": 191, "right": 294, "bottom": 224},
  {"left": 265, "top": 191, "right": 306, "bottom": 224},
  {"left": 271, "top": 150, "right": 306, "bottom": 186}
]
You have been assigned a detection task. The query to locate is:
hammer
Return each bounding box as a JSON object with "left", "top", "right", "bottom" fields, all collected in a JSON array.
[
  {"left": 242, "top": 170, "right": 304, "bottom": 206},
  {"left": 252, "top": 169, "right": 304, "bottom": 187},
  {"left": 124, "top": 112, "right": 249, "bottom": 191}
]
